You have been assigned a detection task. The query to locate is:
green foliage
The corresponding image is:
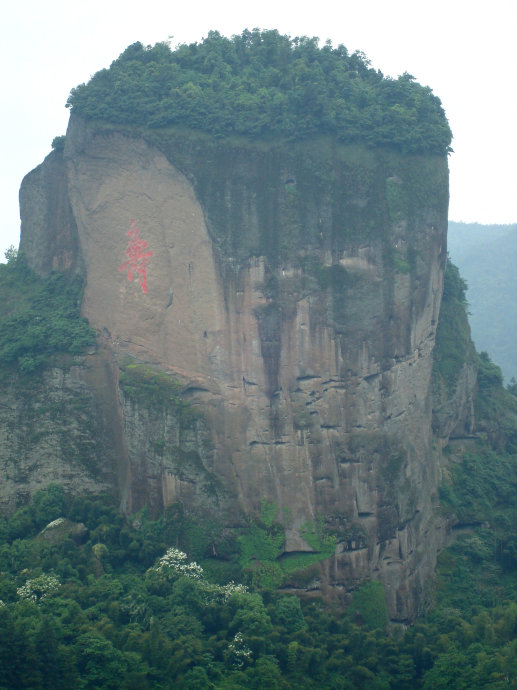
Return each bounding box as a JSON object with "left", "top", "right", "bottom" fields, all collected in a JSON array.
[
  {"left": 3, "top": 476, "right": 517, "bottom": 688},
  {"left": 31, "top": 484, "right": 67, "bottom": 530},
  {"left": 477, "top": 351, "right": 504, "bottom": 391},
  {"left": 3, "top": 245, "right": 18, "bottom": 263},
  {"left": 299, "top": 517, "right": 337, "bottom": 558},
  {"left": 393, "top": 252, "right": 411, "bottom": 274},
  {"left": 433, "top": 258, "right": 474, "bottom": 391},
  {"left": 119, "top": 359, "right": 182, "bottom": 410},
  {"left": 385, "top": 177, "right": 408, "bottom": 223},
  {"left": 433, "top": 258, "right": 517, "bottom": 450},
  {"left": 0, "top": 256, "right": 95, "bottom": 374},
  {"left": 440, "top": 444, "right": 517, "bottom": 570},
  {"left": 118, "top": 358, "right": 202, "bottom": 432},
  {"left": 237, "top": 509, "right": 285, "bottom": 590},
  {"left": 475, "top": 352, "right": 517, "bottom": 452},
  {"left": 507, "top": 377, "right": 517, "bottom": 396},
  {"left": 259, "top": 498, "right": 278, "bottom": 528},
  {"left": 3, "top": 484, "right": 66, "bottom": 542},
  {"left": 0, "top": 270, "right": 516, "bottom": 686},
  {"left": 236, "top": 507, "right": 338, "bottom": 590},
  {"left": 67, "top": 30, "right": 451, "bottom": 155},
  {"left": 51, "top": 135, "right": 66, "bottom": 150},
  {"left": 423, "top": 423, "right": 517, "bottom": 687},
  {"left": 272, "top": 596, "right": 306, "bottom": 633},
  {"left": 352, "top": 581, "right": 389, "bottom": 630}
]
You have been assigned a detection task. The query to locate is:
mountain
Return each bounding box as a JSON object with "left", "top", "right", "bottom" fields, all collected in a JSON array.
[
  {"left": 447, "top": 221, "right": 517, "bottom": 383},
  {"left": 1, "top": 31, "right": 467, "bottom": 625}
]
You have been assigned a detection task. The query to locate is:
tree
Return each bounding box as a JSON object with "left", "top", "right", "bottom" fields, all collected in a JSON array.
[
  {"left": 0, "top": 607, "right": 27, "bottom": 688},
  {"left": 35, "top": 616, "right": 78, "bottom": 689},
  {"left": 75, "top": 632, "right": 129, "bottom": 689},
  {"left": 3, "top": 245, "right": 17, "bottom": 264},
  {"left": 272, "top": 596, "right": 306, "bottom": 632},
  {"left": 65, "top": 30, "right": 452, "bottom": 155}
]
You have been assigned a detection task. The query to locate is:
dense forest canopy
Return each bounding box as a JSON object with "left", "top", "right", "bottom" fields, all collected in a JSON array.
[{"left": 66, "top": 29, "right": 452, "bottom": 155}]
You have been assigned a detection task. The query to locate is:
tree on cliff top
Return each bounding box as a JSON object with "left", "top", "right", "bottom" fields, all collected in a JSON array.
[{"left": 66, "top": 29, "right": 452, "bottom": 155}]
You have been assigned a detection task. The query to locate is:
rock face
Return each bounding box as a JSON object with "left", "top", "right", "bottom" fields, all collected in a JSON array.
[
  {"left": 19, "top": 148, "right": 83, "bottom": 275},
  {"left": 0, "top": 362, "right": 115, "bottom": 515},
  {"left": 38, "top": 517, "right": 88, "bottom": 545},
  {"left": 14, "top": 115, "right": 452, "bottom": 621}
]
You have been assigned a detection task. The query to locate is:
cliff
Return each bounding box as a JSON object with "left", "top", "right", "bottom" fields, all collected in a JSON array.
[{"left": 6, "top": 110, "right": 458, "bottom": 622}]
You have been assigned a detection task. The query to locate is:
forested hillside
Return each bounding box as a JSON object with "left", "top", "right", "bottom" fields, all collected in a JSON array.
[
  {"left": 66, "top": 29, "right": 452, "bottom": 155},
  {"left": 1, "top": 256, "right": 517, "bottom": 688},
  {"left": 448, "top": 221, "right": 517, "bottom": 382},
  {"left": 1, "top": 398, "right": 517, "bottom": 688}
]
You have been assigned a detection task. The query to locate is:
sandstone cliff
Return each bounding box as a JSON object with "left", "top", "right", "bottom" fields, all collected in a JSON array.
[{"left": 11, "top": 114, "right": 454, "bottom": 621}]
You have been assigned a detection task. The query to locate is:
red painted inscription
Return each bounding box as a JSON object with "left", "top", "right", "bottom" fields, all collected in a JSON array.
[{"left": 118, "top": 220, "right": 153, "bottom": 294}]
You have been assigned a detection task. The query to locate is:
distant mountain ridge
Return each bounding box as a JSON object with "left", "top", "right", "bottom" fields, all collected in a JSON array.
[{"left": 447, "top": 221, "right": 517, "bottom": 382}]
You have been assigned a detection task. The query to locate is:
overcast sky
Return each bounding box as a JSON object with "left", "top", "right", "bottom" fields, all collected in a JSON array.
[{"left": 1, "top": 0, "right": 516, "bottom": 259}]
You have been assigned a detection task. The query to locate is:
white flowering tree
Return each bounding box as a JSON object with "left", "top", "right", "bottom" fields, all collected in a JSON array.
[
  {"left": 17, "top": 574, "right": 60, "bottom": 603},
  {"left": 146, "top": 546, "right": 247, "bottom": 602},
  {"left": 147, "top": 547, "right": 254, "bottom": 665},
  {"left": 225, "top": 631, "right": 253, "bottom": 668},
  {"left": 151, "top": 547, "right": 204, "bottom": 579}
]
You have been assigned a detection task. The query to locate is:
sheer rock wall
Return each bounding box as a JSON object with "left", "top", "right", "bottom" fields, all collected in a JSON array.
[{"left": 13, "top": 115, "right": 452, "bottom": 621}]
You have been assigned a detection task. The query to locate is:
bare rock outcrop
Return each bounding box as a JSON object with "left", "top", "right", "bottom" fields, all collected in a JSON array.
[
  {"left": 13, "top": 115, "right": 454, "bottom": 621},
  {"left": 0, "top": 361, "right": 114, "bottom": 514}
]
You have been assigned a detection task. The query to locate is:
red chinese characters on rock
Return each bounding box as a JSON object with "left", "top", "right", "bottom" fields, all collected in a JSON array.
[{"left": 118, "top": 220, "right": 153, "bottom": 294}]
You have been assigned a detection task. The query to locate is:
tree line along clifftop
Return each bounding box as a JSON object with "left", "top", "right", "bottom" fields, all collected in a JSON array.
[{"left": 66, "top": 29, "right": 452, "bottom": 155}]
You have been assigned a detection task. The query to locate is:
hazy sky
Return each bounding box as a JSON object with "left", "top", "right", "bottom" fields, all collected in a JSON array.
[{"left": 1, "top": 0, "right": 516, "bottom": 259}]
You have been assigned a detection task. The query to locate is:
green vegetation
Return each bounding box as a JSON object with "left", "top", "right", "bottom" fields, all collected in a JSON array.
[
  {"left": 236, "top": 503, "right": 338, "bottom": 590},
  {"left": 85, "top": 116, "right": 444, "bottom": 275},
  {"left": 0, "top": 252, "right": 516, "bottom": 686},
  {"left": 238, "top": 520, "right": 284, "bottom": 590},
  {"left": 429, "top": 439, "right": 517, "bottom": 686},
  {"left": 0, "top": 254, "right": 95, "bottom": 374},
  {"left": 119, "top": 359, "right": 197, "bottom": 425},
  {"left": 392, "top": 252, "right": 410, "bottom": 274},
  {"left": 352, "top": 581, "right": 389, "bottom": 631},
  {"left": 1, "top": 179, "right": 515, "bottom": 684},
  {"left": 51, "top": 135, "right": 66, "bottom": 150},
  {"left": 432, "top": 258, "right": 475, "bottom": 392},
  {"left": 385, "top": 177, "right": 408, "bottom": 223},
  {"left": 475, "top": 351, "right": 517, "bottom": 453},
  {"left": 66, "top": 29, "right": 452, "bottom": 155},
  {"left": 297, "top": 517, "right": 337, "bottom": 565},
  {"left": 3, "top": 433, "right": 517, "bottom": 690}
]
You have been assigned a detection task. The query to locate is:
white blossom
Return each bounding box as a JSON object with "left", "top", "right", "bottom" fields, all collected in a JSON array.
[
  {"left": 148, "top": 548, "right": 248, "bottom": 601},
  {"left": 149, "top": 547, "right": 204, "bottom": 579},
  {"left": 227, "top": 631, "right": 253, "bottom": 667},
  {"left": 17, "top": 574, "right": 60, "bottom": 603},
  {"left": 221, "top": 581, "right": 248, "bottom": 599},
  {"left": 194, "top": 579, "right": 249, "bottom": 604}
]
